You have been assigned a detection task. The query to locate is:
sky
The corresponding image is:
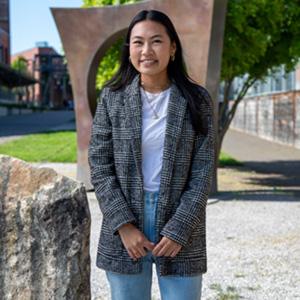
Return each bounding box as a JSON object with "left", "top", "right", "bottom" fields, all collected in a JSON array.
[{"left": 10, "top": 0, "right": 83, "bottom": 55}]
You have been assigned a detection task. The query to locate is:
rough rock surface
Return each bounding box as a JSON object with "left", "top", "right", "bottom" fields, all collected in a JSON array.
[{"left": 0, "top": 155, "right": 91, "bottom": 300}]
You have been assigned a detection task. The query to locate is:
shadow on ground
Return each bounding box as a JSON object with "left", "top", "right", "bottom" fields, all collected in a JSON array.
[
  {"left": 244, "top": 160, "right": 300, "bottom": 187},
  {"left": 217, "top": 190, "right": 300, "bottom": 202},
  {"left": 217, "top": 160, "right": 300, "bottom": 201}
]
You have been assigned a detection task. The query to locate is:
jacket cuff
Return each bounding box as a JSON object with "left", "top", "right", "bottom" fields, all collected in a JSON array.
[
  {"left": 160, "top": 217, "right": 194, "bottom": 247},
  {"left": 109, "top": 208, "right": 137, "bottom": 235}
]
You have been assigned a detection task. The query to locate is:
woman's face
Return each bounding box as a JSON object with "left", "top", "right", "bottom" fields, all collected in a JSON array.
[{"left": 129, "top": 20, "right": 176, "bottom": 79}]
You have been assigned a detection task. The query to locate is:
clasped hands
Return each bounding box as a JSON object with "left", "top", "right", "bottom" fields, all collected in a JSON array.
[{"left": 118, "top": 223, "right": 182, "bottom": 261}]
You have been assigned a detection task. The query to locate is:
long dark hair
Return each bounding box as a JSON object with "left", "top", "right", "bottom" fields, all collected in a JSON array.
[{"left": 105, "top": 9, "right": 210, "bottom": 135}]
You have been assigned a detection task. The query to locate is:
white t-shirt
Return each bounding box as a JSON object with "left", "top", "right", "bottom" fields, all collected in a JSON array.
[{"left": 140, "top": 87, "right": 171, "bottom": 192}]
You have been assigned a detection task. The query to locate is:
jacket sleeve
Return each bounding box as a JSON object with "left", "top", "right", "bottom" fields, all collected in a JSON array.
[
  {"left": 160, "top": 89, "right": 215, "bottom": 247},
  {"left": 88, "top": 88, "right": 137, "bottom": 235}
]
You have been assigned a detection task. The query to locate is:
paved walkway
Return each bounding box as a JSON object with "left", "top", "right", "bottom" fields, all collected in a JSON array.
[
  {"left": 0, "top": 111, "right": 75, "bottom": 144},
  {"left": 222, "top": 128, "right": 300, "bottom": 162},
  {"left": 222, "top": 129, "right": 300, "bottom": 196}
]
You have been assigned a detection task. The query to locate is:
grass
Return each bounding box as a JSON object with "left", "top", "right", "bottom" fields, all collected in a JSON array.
[
  {"left": 0, "top": 130, "right": 241, "bottom": 166},
  {"left": 234, "top": 273, "right": 246, "bottom": 278},
  {"left": 209, "top": 283, "right": 241, "bottom": 300},
  {"left": 0, "top": 130, "right": 77, "bottom": 162},
  {"left": 219, "top": 152, "right": 243, "bottom": 167}
]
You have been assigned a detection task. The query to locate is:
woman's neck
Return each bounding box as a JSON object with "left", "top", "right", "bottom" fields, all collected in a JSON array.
[{"left": 140, "top": 74, "right": 171, "bottom": 93}]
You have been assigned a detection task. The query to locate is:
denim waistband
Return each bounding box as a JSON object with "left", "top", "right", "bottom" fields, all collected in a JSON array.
[{"left": 143, "top": 190, "right": 160, "bottom": 197}]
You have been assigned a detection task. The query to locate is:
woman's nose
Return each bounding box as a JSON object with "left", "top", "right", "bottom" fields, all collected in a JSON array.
[{"left": 142, "top": 42, "right": 153, "bottom": 55}]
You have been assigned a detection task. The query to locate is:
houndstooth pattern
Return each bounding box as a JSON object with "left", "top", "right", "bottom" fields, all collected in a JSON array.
[{"left": 88, "top": 74, "right": 215, "bottom": 276}]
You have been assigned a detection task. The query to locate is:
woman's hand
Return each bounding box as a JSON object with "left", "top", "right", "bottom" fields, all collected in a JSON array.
[
  {"left": 118, "top": 223, "right": 155, "bottom": 261},
  {"left": 152, "top": 236, "right": 182, "bottom": 257}
]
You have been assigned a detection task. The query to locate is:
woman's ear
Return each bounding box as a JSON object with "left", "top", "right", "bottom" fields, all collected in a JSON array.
[{"left": 171, "top": 41, "right": 177, "bottom": 56}]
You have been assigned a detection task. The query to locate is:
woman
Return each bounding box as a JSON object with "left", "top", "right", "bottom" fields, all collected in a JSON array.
[{"left": 88, "top": 9, "right": 215, "bottom": 300}]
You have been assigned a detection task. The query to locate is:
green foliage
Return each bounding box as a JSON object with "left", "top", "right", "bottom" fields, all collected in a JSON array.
[
  {"left": 82, "top": 0, "right": 140, "bottom": 90},
  {"left": 96, "top": 38, "right": 123, "bottom": 90},
  {"left": 11, "top": 56, "right": 28, "bottom": 74},
  {"left": 219, "top": 152, "right": 242, "bottom": 167},
  {"left": 82, "top": 0, "right": 137, "bottom": 6},
  {"left": 0, "top": 131, "right": 77, "bottom": 162},
  {"left": 222, "top": 0, "right": 300, "bottom": 81}
]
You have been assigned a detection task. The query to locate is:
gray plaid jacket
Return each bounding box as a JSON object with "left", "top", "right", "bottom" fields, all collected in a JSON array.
[{"left": 88, "top": 74, "right": 215, "bottom": 276}]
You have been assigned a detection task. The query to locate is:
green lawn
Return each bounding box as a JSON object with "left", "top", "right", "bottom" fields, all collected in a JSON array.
[
  {"left": 0, "top": 130, "right": 242, "bottom": 166},
  {"left": 219, "top": 152, "right": 242, "bottom": 167},
  {"left": 0, "top": 130, "right": 77, "bottom": 162}
]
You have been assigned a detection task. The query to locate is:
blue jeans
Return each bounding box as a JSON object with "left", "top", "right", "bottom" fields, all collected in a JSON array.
[{"left": 106, "top": 190, "right": 203, "bottom": 300}]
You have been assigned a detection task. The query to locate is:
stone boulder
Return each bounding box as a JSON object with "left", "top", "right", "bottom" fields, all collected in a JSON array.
[{"left": 0, "top": 155, "right": 91, "bottom": 300}]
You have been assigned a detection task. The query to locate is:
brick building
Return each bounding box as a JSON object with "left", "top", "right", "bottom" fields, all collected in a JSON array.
[
  {"left": 0, "top": 0, "right": 10, "bottom": 65},
  {"left": 12, "top": 43, "right": 73, "bottom": 108},
  {"left": 0, "top": 28, "right": 9, "bottom": 65},
  {"left": 0, "top": 0, "right": 36, "bottom": 104},
  {"left": 1, "top": 0, "right": 72, "bottom": 109}
]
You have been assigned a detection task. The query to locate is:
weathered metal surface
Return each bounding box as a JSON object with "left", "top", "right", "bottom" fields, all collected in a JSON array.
[
  {"left": 231, "top": 101, "right": 244, "bottom": 130},
  {"left": 244, "top": 98, "right": 257, "bottom": 135},
  {"left": 258, "top": 95, "right": 274, "bottom": 140},
  {"left": 295, "top": 94, "right": 300, "bottom": 149},
  {"left": 230, "top": 91, "right": 300, "bottom": 150},
  {"left": 274, "top": 95, "right": 294, "bottom": 146}
]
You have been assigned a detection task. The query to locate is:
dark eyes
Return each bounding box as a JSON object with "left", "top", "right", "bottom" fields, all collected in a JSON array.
[{"left": 132, "top": 40, "right": 162, "bottom": 45}]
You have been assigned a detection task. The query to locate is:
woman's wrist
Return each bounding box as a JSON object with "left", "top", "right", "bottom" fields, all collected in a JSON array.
[{"left": 118, "top": 223, "right": 135, "bottom": 233}]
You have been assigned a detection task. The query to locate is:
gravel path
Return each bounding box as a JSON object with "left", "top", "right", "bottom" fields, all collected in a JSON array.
[
  {"left": 203, "top": 199, "right": 300, "bottom": 300},
  {"left": 87, "top": 192, "right": 300, "bottom": 300},
  {"left": 32, "top": 163, "right": 300, "bottom": 299}
]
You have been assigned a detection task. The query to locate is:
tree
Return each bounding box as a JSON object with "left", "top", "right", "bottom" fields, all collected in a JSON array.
[
  {"left": 82, "top": 0, "right": 140, "bottom": 91},
  {"left": 218, "top": 0, "right": 300, "bottom": 159},
  {"left": 11, "top": 56, "right": 30, "bottom": 102},
  {"left": 11, "top": 56, "right": 28, "bottom": 74},
  {"left": 82, "top": 0, "right": 137, "bottom": 5}
]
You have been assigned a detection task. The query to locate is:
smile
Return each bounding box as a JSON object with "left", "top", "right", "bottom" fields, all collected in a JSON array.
[{"left": 140, "top": 59, "right": 157, "bottom": 63}]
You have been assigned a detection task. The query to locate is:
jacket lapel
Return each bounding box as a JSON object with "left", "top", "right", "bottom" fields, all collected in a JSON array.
[
  {"left": 159, "top": 82, "right": 188, "bottom": 196},
  {"left": 124, "top": 75, "right": 143, "bottom": 180},
  {"left": 124, "top": 75, "right": 188, "bottom": 193}
]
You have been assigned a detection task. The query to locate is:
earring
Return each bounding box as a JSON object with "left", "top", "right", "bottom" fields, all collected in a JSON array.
[{"left": 171, "top": 54, "right": 175, "bottom": 61}]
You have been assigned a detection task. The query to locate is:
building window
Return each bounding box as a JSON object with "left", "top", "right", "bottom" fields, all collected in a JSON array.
[
  {"left": 226, "top": 64, "right": 296, "bottom": 99},
  {"left": 260, "top": 77, "right": 271, "bottom": 94},
  {"left": 284, "top": 71, "right": 295, "bottom": 91},
  {"left": 253, "top": 82, "right": 260, "bottom": 95},
  {"left": 271, "top": 68, "right": 282, "bottom": 92}
]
